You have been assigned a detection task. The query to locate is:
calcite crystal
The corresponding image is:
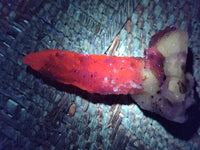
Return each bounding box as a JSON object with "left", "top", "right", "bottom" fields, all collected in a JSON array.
[
  {"left": 131, "top": 27, "right": 195, "bottom": 123},
  {"left": 23, "top": 26, "right": 195, "bottom": 123},
  {"left": 23, "top": 50, "right": 145, "bottom": 95}
]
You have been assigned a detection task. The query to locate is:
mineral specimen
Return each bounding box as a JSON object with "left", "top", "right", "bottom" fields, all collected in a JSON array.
[
  {"left": 23, "top": 26, "right": 195, "bottom": 123},
  {"left": 23, "top": 49, "right": 145, "bottom": 95},
  {"left": 131, "top": 26, "right": 195, "bottom": 123}
]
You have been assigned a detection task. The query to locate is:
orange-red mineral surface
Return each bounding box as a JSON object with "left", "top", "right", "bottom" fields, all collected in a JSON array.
[
  {"left": 23, "top": 49, "right": 147, "bottom": 94},
  {"left": 23, "top": 26, "right": 196, "bottom": 123}
]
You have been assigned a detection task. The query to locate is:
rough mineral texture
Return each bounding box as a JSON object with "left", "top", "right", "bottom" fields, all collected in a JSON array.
[
  {"left": 132, "top": 27, "right": 195, "bottom": 123},
  {"left": 0, "top": 0, "right": 200, "bottom": 150}
]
